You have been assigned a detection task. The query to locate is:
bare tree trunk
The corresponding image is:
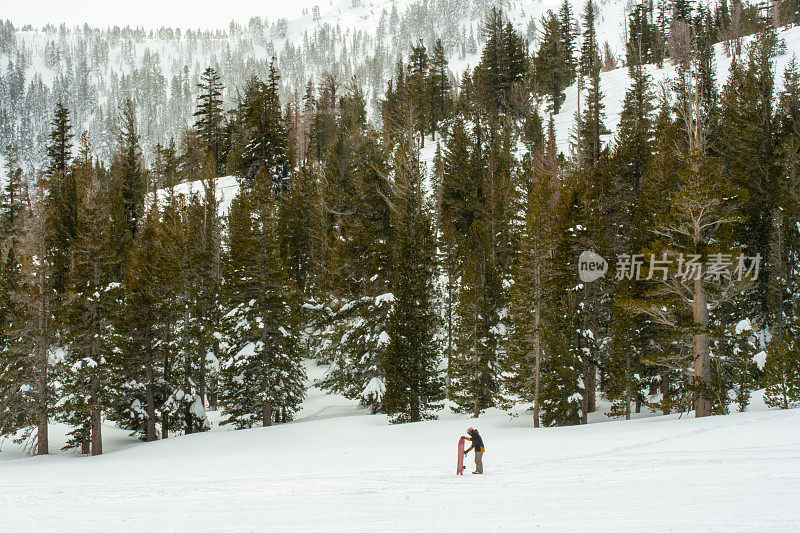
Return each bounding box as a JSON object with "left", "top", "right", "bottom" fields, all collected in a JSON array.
[
  {"left": 580, "top": 282, "right": 597, "bottom": 423},
  {"left": 161, "top": 411, "right": 169, "bottom": 439},
  {"left": 36, "top": 266, "right": 49, "bottom": 456},
  {"left": 576, "top": 75, "right": 582, "bottom": 167},
  {"left": 209, "top": 377, "right": 218, "bottom": 411},
  {"left": 773, "top": 209, "right": 785, "bottom": 344},
  {"left": 145, "top": 344, "right": 157, "bottom": 442},
  {"left": 411, "top": 391, "right": 420, "bottom": 422},
  {"left": 533, "top": 272, "right": 542, "bottom": 428},
  {"left": 209, "top": 193, "right": 223, "bottom": 410},
  {"left": 445, "top": 262, "right": 454, "bottom": 399},
  {"left": 90, "top": 373, "right": 102, "bottom": 455},
  {"left": 161, "top": 346, "right": 170, "bottom": 439},
  {"left": 581, "top": 364, "right": 589, "bottom": 425},
  {"left": 90, "top": 267, "right": 103, "bottom": 455},
  {"left": 693, "top": 276, "right": 712, "bottom": 417},
  {"left": 472, "top": 282, "right": 481, "bottom": 419},
  {"left": 625, "top": 354, "right": 632, "bottom": 420},
  {"left": 199, "top": 348, "right": 207, "bottom": 409},
  {"left": 262, "top": 401, "right": 272, "bottom": 427},
  {"left": 36, "top": 349, "right": 49, "bottom": 455},
  {"left": 661, "top": 371, "right": 670, "bottom": 415}
]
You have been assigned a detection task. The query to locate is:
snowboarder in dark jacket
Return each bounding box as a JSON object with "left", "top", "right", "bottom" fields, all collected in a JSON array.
[{"left": 463, "top": 427, "right": 485, "bottom": 474}]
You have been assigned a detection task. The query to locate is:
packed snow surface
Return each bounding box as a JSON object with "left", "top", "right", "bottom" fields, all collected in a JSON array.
[{"left": 1, "top": 361, "right": 798, "bottom": 531}]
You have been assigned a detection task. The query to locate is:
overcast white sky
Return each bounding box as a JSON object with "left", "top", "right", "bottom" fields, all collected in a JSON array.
[{"left": 1, "top": 0, "right": 335, "bottom": 30}]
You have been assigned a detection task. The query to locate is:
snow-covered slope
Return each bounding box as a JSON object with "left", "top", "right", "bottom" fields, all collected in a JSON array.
[
  {"left": 7, "top": 0, "right": 797, "bottom": 171},
  {"left": 3, "top": 0, "right": 635, "bottom": 167},
  {"left": 153, "top": 175, "right": 240, "bottom": 214},
  {"left": 1, "top": 360, "right": 798, "bottom": 531},
  {"left": 155, "top": 24, "right": 800, "bottom": 207},
  {"left": 551, "top": 25, "right": 800, "bottom": 155}
]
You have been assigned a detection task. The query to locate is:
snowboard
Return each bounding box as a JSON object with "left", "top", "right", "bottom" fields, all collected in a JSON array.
[{"left": 457, "top": 436, "right": 465, "bottom": 475}]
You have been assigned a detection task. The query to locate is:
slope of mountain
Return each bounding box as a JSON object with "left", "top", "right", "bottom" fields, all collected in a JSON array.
[{"left": 1, "top": 0, "right": 631, "bottom": 167}]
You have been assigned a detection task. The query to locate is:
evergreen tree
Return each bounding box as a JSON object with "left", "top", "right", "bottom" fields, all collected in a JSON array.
[
  {"left": 116, "top": 98, "right": 145, "bottom": 240},
  {"left": 318, "top": 128, "right": 393, "bottom": 411},
  {"left": 476, "top": 9, "right": 528, "bottom": 110},
  {"left": 539, "top": 182, "right": 590, "bottom": 426},
  {"left": 109, "top": 207, "right": 165, "bottom": 442},
  {"left": 428, "top": 39, "right": 453, "bottom": 137},
  {"left": 673, "top": 0, "right": 694, "bottom": 21},
  {"left": 503, "top": 148, "right": 558, "bottom": 427},
  {"left": 627, "top": 0, "right": 657, "bottom": 69},
  {"left": 194, "top": 67, "right": 226, "bottom": 174},
  {"left": 604, "top": 65, "right": 656, "bottom": 419},
  {"left": 577, "top": 0, "right": 609, "bottom": 168},
  {"left": 580, "top": 0, "right": 600, "bottom": 78},
  {"left": 1, "top": 144, "right": 26, "bottom": 241},
  {"left": 695, "top": 5, "right": 719, "bottom": 143},
  {"left": 220, "top": 172, "right": 305, "bottom": 428},
  {"left": 558, "top": 0, "right": 578, "bottom": 84},
  {"left": 762, "top": 327, "right": 800, "bottom": 408},
  {"left": 544, "top": 168, "right": 609, "bottom": 425},
  {"left": 280, "top": 163, "right": 326, "bottom": 297},
  {"left": 407, "top": 40, "right": 430, "bottom": 144},
  {"left": 0, "top": 145, "right": 29, "bottom": 445},
  {"left": 762, "top": 56, "right": 800, "bottom": 410},
  {"left": 382, "top": 129, "right": 442, "bottom": 423},
  {"left": 164, "top": 189, "right": 212, "bottom": 434},
  {"left": 612, "top": 65, "right": 655, "bottom": 200},
  {"left": 641, "top": 147, "right": 743, "bottom": 417},
  {"left": 57, "top": 141, "right": 118, "bottom": 454},
  {"left": 721, "top": 318, "right": 760, "bottom": 411},
  {"left": 44, "top": 102, "right": 76, "bottom": 296},
  {"left": 46, "top": 102, "right": 73, "bottom": 177},
  {"left": 655, "top": 0, "right": 669, "bottom": 67},
  {"left": 195, "top": 164, "right": 224, "bottom": 410},
  {"left": 1, "top": 180, "right": 55, "bottom": 453},
  {"left": 232, "top": 60, "right": 287, "bottom": 185},
  {"left": 718, "top": 30, "right": 777, "bottom": 324},
  {"left": 442, "top": 117, "right": 515, "bottom": 417},
  {"left": 536, "top": 12, "right": 570, "bottom": 114}
]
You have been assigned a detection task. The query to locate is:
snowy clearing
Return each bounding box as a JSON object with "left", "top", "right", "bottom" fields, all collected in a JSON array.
[{"left": 1, "top": 363, "right": 798, "bottom": 532}]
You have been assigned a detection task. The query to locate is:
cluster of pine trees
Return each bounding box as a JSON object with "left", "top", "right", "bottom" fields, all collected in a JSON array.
[
  {"left": 0, "top": 57, "right": 305, "bottom": 453},
  {"left": 3, "top": 2, "right": 800, "bottom": 455}
]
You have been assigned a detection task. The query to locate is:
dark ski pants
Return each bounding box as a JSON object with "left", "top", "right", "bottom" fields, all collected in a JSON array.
[{"left": 474, "top": 450, "right": 484, "bottom": 473}]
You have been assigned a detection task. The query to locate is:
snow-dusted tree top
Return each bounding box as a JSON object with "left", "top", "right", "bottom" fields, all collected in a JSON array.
[{"left": 0, "top": 0, "right": 631, "bottom": 171}]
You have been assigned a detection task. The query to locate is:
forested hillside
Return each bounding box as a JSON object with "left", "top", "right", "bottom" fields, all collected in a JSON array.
[
  {"left": 2, "top": 0, "right": 800, "bottom": 457},
  {"left": 0, "top": 0, "right": 615, "bottom": 169}
]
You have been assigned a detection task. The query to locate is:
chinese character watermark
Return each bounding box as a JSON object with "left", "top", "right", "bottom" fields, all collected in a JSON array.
[{"left": 578, "top": 252, "right": 761, "bottom": 283}]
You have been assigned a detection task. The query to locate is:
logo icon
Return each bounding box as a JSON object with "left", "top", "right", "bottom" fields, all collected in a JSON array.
[{"left": 578, "top": 251, "right": 608, "bottom": 283}]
